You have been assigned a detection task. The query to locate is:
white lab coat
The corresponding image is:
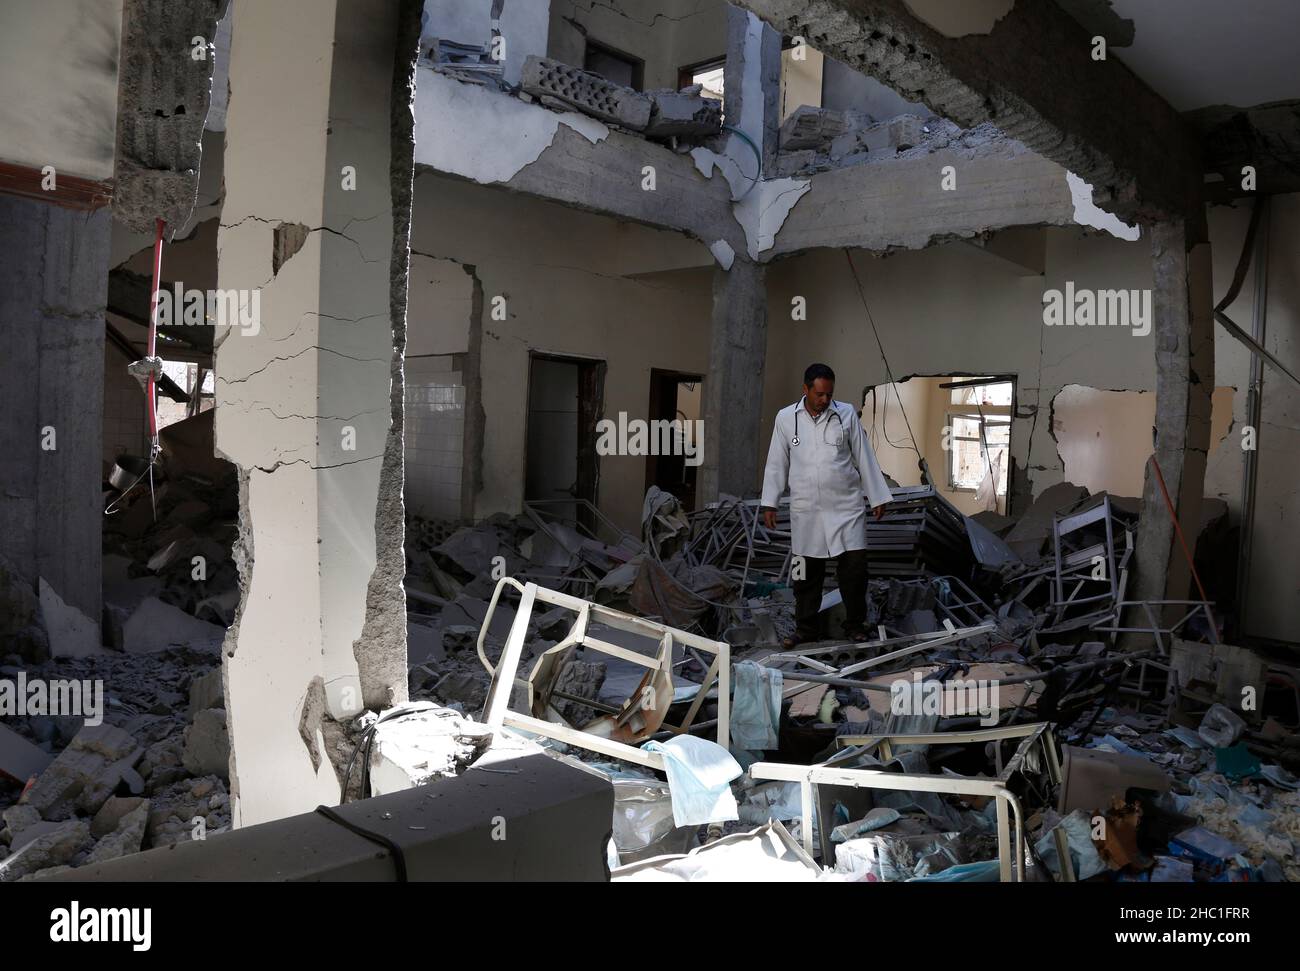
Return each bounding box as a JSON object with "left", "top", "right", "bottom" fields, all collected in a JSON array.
[{"left": 761, "top": 397, "right": 893, "bottom": 559}]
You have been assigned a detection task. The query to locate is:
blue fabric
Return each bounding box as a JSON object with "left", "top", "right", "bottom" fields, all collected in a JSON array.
[
  {"left": 641, "top": 735, "right": 742, "bottom": 827},
  {"left": 730, "top": 660, "right": 782, "bottom": 752}
]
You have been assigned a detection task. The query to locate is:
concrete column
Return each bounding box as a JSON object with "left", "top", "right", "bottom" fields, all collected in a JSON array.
[
  {"left": 699, "top": 8, "right": 781, "bottom": 504},
  {"left": 723, "top": 4, "right": 781, "bottom": 173},
  {"left": 1132, "top": 219, "right": 1215, "bottom": 608},
  {"left": 701, "top": 257, "right": 769, "bottom": 502},
  {"left": 214, "top": 0, "right": 419, "bottom": 827},
  {"left": 0, "top": 196, "right": 110, "bottom": 629}
]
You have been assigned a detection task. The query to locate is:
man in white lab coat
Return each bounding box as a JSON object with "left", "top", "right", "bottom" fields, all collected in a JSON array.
[{"left": 761, "top": 363, "right": 893, "bottom": 646}]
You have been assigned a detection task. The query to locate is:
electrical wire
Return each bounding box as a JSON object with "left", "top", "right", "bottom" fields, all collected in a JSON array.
[{"left": 844, "top": 250, "right": 923, "bottom": 463}]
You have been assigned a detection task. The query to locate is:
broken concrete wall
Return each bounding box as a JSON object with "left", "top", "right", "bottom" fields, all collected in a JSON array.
[
  {"left": 763, "top": 227, "right": 1158, "bottom": 515},
  {"left": 408, "top": 171, "right": 714, "bottom": 533},
  {"left": 1052, "top": 385, "right": 1235, "bottom": 500},
  {"left": 213, "top": 0, "right": 417, "bottom": 827}
]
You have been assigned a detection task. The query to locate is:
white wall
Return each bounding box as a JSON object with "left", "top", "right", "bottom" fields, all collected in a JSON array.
[
  {"left": 0, "top": 0, "right": 123, "bottom": 180},
  {"left": 409, "top": 170, "right": 715, "bottom": 532}
]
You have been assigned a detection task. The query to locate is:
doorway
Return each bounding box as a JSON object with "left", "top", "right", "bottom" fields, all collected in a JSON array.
[
  {"left": 525, "top": 353, "right": 606, "bottom": 530},
  {"left": 644, "top": 368, "right": 703, "bottom": 512}
]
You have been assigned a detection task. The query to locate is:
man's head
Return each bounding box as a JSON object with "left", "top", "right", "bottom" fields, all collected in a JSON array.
[{"left": 802, "top": 363, "right": 835, "bottom": 415}]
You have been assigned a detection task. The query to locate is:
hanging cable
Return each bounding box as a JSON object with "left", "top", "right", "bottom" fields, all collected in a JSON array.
[{"left": 844, "top": 250, "right": 923, "bottom": 464}]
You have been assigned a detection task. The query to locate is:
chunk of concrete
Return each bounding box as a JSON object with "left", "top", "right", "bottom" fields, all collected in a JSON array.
[
  {"left": 39, "top": 577, "right": 105, "bottom": 658},
  {"left": 645, "top": 88, "right": 722, "bottom": 138},
  {"left": 521, "top": 55, "right": 651, "bottom": 130},
  {"left": 187, "top": 667, "right": 224, "bottom": 717},
  {"left": 2, "top": 804, "right": 41, "bottom": 840},
  {"left": 781, "top": 105, "right": 852, "bottom": 150},
  {"left": 22, "top": 724, "right": 143, "bottom": 820},
  {"left": 181, "top": 708, "right": 230, "bottom": 779},
  {"left": 90, "top": 796, "right": 148, "bottom": 839},
  {"left": 0, "top": 819, "right": 91, "bottom": 883},
  {"left": 83, "top": 800, "right": 149, "bottom": 865},
  {"left": 368, "top": 702, "right": 494, "bottom": 795},
  {"left": 122, "top": 596, "right": 225, "bottom": 653}
]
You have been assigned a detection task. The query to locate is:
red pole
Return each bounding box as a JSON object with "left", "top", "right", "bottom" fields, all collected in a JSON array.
[{"left": 146, "top": 218, "right": 165, "bottom": 442}]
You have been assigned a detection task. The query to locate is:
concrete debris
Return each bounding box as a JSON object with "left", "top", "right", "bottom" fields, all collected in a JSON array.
[
  {"left": 423, "top": 37, "right": 505, "bottom": 88},
  {"left": 399, "top": 482, "right": 1294, "bottom": 883},
  {"left": 82, "top": 799, "right": 149, "bottom": 865},
  {"left": 367, "top": 703, "right": 493, "bottom": 794},
  {"left": 20, "top": 723, "right": 143, "bottom": 821},
  {"left": 181, "top": 708, "right": 230, "bottom": 779},
  {"left": 777, "top": 109, "right": 935, "bottom": 176},
  {"left": 0, "top": 819, "right": 92, "bottom": 883},
  {"left": 39, "top": 578, "right": 105, "bottom": 659},
  {"left": 144, "top": 775, "right": 231, "bottom": 849},
  {"left": 122, "top": 597, "right": 226, "bottom": 654},
  {"left": 780, "top": 105, "right": 856, "bottom": 150},
  {"left": 521, "top": 55, "right": 652, "bottom": 131},
  {"left": 645, "top": 86, "right": 723, "bottom": 139}
]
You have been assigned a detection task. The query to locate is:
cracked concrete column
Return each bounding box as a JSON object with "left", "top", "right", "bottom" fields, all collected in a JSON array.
[
  {"left": 214, "top": 0, "right": 420, "bottom": 826},
  {"left": 699, "top": 7, "right": 780, "bottom": 504},
  {"left": 0, "top": 198, "right": 111, "bottom": 627},
  {"left": 701, "top": 256, "right": 769, "bottom": 502},
  {"left": 1132, "top": 219, "right": 1215, "bottom": 609}
]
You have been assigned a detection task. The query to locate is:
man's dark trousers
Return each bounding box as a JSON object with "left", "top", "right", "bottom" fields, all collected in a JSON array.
[{"left": 792, "top": 548, "right": 869, "bottom": 641}]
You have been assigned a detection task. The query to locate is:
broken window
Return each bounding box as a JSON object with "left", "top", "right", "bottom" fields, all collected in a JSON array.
[
  {"left": 679, "top": 57, "right": 724, "bottom": 101},
  {"left": 946, "top": 378, "right": 1012, "bottom": 496}
]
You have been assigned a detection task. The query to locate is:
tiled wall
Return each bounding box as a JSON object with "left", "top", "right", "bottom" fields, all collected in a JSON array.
[
  {"left": 103, "top": 342, "right": 146, "bottom": 468},
  {"left": 404, "top": 354, "right": 464, "bottom": 521}
]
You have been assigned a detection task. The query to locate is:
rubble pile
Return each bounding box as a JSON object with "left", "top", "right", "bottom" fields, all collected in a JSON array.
[
  {"left": 402, "top": 483, "right": 1297, "bottom": 882},
  {"left": 0, "top": 413, "right": 237, "bottom": 880},
  {"left": 0, "top": 649, "right": 231, "bottom": 881}
]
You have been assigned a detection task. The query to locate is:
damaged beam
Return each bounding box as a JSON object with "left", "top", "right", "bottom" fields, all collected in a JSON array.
[
  {"left": 414, "top": 71, "right": 745, "bottom": 255},
  {"left": 769, "top": 143, "right": 1079, "bottom": 256},
  {"left": 733, "top": 0, "right": 1199, "bottom": 224}
]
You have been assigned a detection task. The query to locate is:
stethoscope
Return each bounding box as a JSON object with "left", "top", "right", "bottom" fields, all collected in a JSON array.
[{"left": 791, "top": 396, "right": 845, "bottom": 447}]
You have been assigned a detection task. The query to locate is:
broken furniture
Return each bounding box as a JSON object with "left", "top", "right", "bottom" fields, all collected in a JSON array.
[
  {"left": 1057, "top": 744, "right": 1170, "bottom": 814},
  {"left": 1045, "top": 493, "right": 1134, "bottom": 631},
  {"left": 478, "top": 578, "right": 730, "bottom": 771},
  {"left": 751, "top": 722, "right": 1064, "bottom": 882},
  {"left": 864, "top": 486, "right": 975, "bottom": 580}
]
